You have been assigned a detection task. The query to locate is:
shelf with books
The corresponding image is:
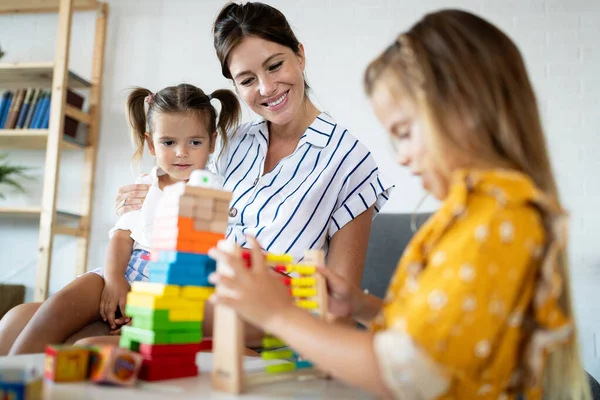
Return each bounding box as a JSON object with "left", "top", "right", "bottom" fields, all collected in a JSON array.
[
  {"left": 0, "top": 129, "right": 85, "bottom": 150},
  {"left": 0, "top": 86, "right": 88, "bottom": 144}
]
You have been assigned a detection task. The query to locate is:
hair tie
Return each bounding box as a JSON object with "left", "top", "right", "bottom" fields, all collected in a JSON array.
[
  {"left": 145, "top": 93, "right": 155, "bottom": 104},
  {"left": 207, "top": 94, "right": 212, "bottom": 101}
]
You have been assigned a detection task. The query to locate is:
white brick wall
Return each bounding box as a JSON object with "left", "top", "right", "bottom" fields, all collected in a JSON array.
[{"left": 1, "top": 0, "right": 599, "bottom": 377}]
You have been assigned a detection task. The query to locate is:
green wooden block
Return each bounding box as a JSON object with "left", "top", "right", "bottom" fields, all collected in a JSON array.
[
  {"left": 131, "top": 313, "right": 202, "bottom": 332},
  {"left": 168, "top": 330, "right": 203, "bottom": 344},
  {"left": 125, "top": 304, "right": 161, "bottom": 318},
  {"left": 262, "top": 349, "right": 294, "bottom": 360},
  {"left": 266, "top": 362, "right": 296, "bottom": 374},
  {"left": 121, "top": 326, "right": 202, "bottom": 345}
]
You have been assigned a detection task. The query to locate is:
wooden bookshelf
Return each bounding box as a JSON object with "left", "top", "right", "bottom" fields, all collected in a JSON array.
[{"left": 0, "top": 0, "right": 108, "bottom": 301}]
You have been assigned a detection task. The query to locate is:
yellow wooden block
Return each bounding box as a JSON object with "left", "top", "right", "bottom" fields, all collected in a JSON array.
[
  {"left": 282, "top": 265, "right": 316, "bottom": 275},
  {"left": 290, "top": 277, "right": 316, "bottom": 287},
  {"left": 170, "top": 305, "right": 204, "bottom": 321},
  {"left": 127, "top": 292, "right": 195, "bottom": 309},
  {"left": 181, "top": 286, "right": 215, "bottom": 300},
  {"left": 291, "top": 288, "right": 317, "bottom": 298},
  {"left": 131, "top": 282, "right": 180, "bottom": 297},
  {"left": 296, "top": 300, "right": 318, "bottom": 309},
  {"left": 266, "top": 253, "right": 294, "bottom": 264}
]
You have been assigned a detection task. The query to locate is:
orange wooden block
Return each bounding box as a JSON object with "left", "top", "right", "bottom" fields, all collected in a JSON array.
[{"left": 153, "top": 217, "right": 195, "bottom": 233}]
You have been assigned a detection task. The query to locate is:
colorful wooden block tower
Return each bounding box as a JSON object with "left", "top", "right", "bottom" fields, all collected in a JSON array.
[
  {"left": 212, "top": 243, "right": 328, "bottom": 394},
  {"left": 120, "top": 171, "right": 231, "bottom": 381}
]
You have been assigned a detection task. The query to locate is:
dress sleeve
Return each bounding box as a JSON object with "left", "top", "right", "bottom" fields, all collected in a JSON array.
[
  {"left": 328, "top": 148, "right": 394, "bottom": 238},
  {"left": 374, "top": 329, "right": 450, "bottom": 399},
  {"left": 379, "top": 205, "right": 545, "bottom": 392}
]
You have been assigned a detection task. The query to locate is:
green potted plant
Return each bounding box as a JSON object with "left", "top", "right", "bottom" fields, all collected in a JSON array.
[{"left": 0, "top": 153, "right": 31, "bottom": 199}]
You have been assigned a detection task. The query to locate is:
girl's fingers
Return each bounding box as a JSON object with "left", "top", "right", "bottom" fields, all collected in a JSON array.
[
  {"left": 208, "top": 247, "right": 247, "bottom": 276},
  {"left": 247, "top": 236, "right": 267, "bottom": 274}
]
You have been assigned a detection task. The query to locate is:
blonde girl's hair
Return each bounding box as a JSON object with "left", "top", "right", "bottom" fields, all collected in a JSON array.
[
  {"left": 126, "top": 83, "right": 241, "bottom": 164},
  {"left": 364, "top": 9, "right": 590, "bottom": 400}
]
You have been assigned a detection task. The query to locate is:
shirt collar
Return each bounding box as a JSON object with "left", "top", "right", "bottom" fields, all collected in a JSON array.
[{"left": 247, "top": 112, "right": 337, "bottom": 148}]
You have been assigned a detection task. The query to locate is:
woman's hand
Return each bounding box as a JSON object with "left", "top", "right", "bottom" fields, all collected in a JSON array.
[
  {"left": 115, "top": 183, "right": 150, "bottom": 217},
  {"left": 317, "top": 266, "right": 366, "bottom": 319},
  {"left": 100, "top": 276, "right": 131, "bottom": 330},
  {"left": 207, "top": 237, "right": 294, "bottom": 332}
]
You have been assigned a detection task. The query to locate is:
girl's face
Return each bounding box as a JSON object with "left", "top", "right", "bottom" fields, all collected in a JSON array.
[
  {"left": 147, "top": 112, "right": 215, "bottom": 183},
  {"left": 227, "top": 36, "right": 307, "bottom": 126},
  {"left": 369, "top": 78, "right": 449, "bottom": 200}
]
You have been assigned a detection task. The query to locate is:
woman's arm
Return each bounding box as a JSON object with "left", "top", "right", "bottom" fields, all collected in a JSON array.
[{"left": 326, "top": 206, "right": 383, "bottom": 325}]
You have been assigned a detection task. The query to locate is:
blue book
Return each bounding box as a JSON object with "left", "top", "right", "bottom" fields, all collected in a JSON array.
[
  {"left": 31, "top": 93, "right": 48, "bottom": 129},
  {"left": 0, "top": 92, "right": 10, "bottom": 128},
  {"left": 40, "top": 95, "right": 52, "bottom": 129},
  {"left": 0, "top": 92, "right": 13, "bottom": 128}
]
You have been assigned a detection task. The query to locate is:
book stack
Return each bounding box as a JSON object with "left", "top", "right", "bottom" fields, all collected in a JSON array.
[{"left": 0, "top": 88, "right": 84, "bottom": 138}]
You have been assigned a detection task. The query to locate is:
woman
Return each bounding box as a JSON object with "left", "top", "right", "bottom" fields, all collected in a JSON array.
[{"left": 0, "top": 1, "right": 392, "bottom": 354}]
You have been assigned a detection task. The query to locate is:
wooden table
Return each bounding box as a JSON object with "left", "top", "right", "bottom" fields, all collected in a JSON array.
[{"left": 0, "top": 352, "right": 374, "bottom": 399}]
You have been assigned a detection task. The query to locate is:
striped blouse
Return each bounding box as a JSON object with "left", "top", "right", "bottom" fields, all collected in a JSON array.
[{"left": 213, "top": 112, "right": 393, "bottom": 261}]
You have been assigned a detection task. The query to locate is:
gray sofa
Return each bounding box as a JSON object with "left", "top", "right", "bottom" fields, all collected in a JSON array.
[{"left": 361, "top": 212, "right": 600, "bottom": 398}]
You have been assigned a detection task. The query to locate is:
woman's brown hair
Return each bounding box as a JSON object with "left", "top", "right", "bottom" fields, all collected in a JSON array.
[
  {"left": 126, "top": 83, "right": 240, "bottom": 163},
  {"left": 212, "top": 1, "right": 309, "bottom": 93}
]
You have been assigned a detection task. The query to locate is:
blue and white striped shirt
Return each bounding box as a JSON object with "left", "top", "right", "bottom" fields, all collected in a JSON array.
[{"left": 214, "top": 112, "right": 393, "bottom": 261}]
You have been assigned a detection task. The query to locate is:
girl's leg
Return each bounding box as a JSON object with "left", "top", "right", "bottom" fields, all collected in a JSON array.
[
  {"left": 0, "top": 302, "right": 41, "bottom": 355},
  {"left": 74, "top": 335, "right": 120, "bottom": 347},
  {"left": 65, "top": 321, "right": 110, "bottom": 344},
  {"left": 9, "top": 273, "right": 105, "bottom": 355}
]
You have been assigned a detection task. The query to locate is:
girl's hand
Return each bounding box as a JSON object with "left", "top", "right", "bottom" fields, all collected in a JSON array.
[
  {"left": 207, "top": 236, "right": 294, "bottom": 331},
  {"left": 109, "top": 318, "right": 132, "bottom": 335},
  {"left": 100, "top": 276, "right": 131, "bottom": 330},
  {"left": 317, "top": 266, "right": 365, "bottom": 319},
  {"left": 115, "top": 183, "right": 149, "bottom": 217}
]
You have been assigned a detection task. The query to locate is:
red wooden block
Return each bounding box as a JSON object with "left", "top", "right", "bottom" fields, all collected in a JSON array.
[
  {"left": 138, "top": 343, "right": 203, "bottom": 358},
  {"left": 141, "top": 353, "right": 196, "bottom": 367},
  {"left": 197, "top": 338, "right": 212, "bottom": 351},
  {"left": 139, "top": 363, "right": 198, "bottom": 381}
]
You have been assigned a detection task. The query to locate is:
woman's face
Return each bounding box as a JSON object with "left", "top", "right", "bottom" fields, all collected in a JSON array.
[
  {"left": 370, "top": 78, "right": 449, "bottom": 200},
  {"left": 227, "top": 36, "right": 307, "bottom": 126}
]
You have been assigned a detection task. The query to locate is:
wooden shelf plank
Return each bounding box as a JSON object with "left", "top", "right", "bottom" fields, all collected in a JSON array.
[
  {"left": 0, "top": 207, "right": 83, "bottom": 237},
  {"left": 0, "top": 206, "right": 81, "bottom": 222},
  {"left": 0, "top": 62, "right": 91, "bottom": 89},
  {"left": 0, "top": 129, "right": 85, "bottom": 150},
  {"left": 0, "top": 0, "right": 99, "bottom": 14},
  {"left": 64, "top": 104, "right": 91, "bottom": 125}
]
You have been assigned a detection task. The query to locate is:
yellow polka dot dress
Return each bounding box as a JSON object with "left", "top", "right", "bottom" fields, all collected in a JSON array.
[{"left": 372, "top": 170, "right": 572, "bottom": 399}]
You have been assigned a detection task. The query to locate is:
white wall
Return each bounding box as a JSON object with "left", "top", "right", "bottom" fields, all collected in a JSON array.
[{"left": 1, "top": 0, "right": 599, "bottom": 376}]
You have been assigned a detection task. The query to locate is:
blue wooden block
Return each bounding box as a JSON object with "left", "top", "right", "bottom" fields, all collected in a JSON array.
[
  {"left": 149, "top": 270, "right": 213, "bottom": 287},
  {"left": 295, "top": 360, "right": 313, "bottom": 370},
  {"left": 158, "top": 251, "right": 216, "bottom": 268},
  {"left": 150, "top": 261, "right": 215, "bottom": 277}
]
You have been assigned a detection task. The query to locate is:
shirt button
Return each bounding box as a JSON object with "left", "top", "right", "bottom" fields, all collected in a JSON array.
[
  {"left": 229, "top": 207, "right": 238, "bottom": 218},
  {"left": 253, "top": 177, "right": 259, "bottom": 186}
]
